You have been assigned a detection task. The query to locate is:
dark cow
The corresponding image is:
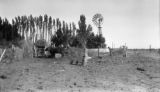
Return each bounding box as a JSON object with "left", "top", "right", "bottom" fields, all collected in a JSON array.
[{"left": 45, "top": 46, "right": 65, "bottom": 58}]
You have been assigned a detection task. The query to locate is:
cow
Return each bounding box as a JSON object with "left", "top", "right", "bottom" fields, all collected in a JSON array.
[
  {"left": 44, "top": 46, "right": 65, "bottom": 58},
  {"left": 108, "top": 46, "right": 127, "bottom": 57}
]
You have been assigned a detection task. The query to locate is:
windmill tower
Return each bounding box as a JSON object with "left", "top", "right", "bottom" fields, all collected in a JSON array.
[
  {"left": 92, "top": 13, "right": 104, "bottom": 57},
  {"left": 92, "top": 14, "right": 104, "bottom": 36}
]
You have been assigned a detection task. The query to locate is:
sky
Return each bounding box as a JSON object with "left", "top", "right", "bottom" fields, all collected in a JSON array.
[{"left": 0, "top": 0, "right": 159, "bottom": 48}]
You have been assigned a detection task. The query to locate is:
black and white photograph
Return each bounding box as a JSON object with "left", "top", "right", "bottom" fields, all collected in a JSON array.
[{"left": 0, "top": 0, "right": 160, "bottom": 92}]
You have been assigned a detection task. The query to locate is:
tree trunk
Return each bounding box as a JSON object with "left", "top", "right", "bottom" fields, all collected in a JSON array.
[
  {"left": 46, "top": 29, "right": 50, "bottom": 45},
  {"left": 37, "top": 26, "right": 40, "bottom": 40},
  {"left": 83, "top": 41, "right": 90, "bottom": 66},
  {"left": 24, "top": 31, "right": 27, "bottom": 40}
]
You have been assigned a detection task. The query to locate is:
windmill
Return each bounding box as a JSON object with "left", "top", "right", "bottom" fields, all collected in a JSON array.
[
  {"left": 92, "top": 13, "right": 104, "bottom": 57},
  {"left": 92, "top": 13, "right": 104, "bottom": 36}
]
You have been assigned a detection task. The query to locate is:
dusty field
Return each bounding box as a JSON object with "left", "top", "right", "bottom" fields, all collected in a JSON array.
[{"left": 0, "top": 49, "right": 160, "bottom": 92}]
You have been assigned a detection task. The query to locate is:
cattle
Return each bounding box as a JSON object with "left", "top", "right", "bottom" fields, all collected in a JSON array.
[
  {"left": 44, "top": 46, "right": 65, "bottom": 58},
  {"left": 108, "top": 46, "right": 127, "bottom": 57}
]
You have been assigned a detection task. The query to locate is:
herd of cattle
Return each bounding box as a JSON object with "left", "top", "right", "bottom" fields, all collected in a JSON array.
[
  {"left": 0, "top": 44, "right": 128, "bottom": 62},
  {"left": 33, "top": 44, "right": 128, "bottom": 58},
  {"left": 33, "top": 44, "right": 66, "bottom": 58}
]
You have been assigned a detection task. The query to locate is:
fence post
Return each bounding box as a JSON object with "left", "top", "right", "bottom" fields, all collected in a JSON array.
[{"left": 0, "top": 49, "right": 6, "bottom": 62}]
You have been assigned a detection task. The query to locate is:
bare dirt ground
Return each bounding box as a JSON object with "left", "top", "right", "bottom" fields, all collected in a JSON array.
[{"left": 0, "top": 49, "right": 160, "bottom": 92}]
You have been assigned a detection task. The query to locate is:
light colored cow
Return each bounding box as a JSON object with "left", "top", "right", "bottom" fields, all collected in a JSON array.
[{"left": 108, "top": 46, "right": 127, "bottom": 57}]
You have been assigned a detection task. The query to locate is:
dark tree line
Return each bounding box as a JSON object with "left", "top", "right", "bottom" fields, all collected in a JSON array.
[
  {"left": 0, "top": 17, "right": 21, "bottom": 41},
  {"left": 0, "top": 14, "right": 106, "bottom": 48}
]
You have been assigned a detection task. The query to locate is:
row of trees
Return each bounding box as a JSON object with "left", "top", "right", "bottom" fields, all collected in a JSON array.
[
  {"left": 0, "top": 14, "right": 105, "bottom": 48},
  {"left": 0, "top": 17, "right": 21, "bottom": 41},
  {"left": 51, "top": 14, "right": 106, "bottom": 48}
]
